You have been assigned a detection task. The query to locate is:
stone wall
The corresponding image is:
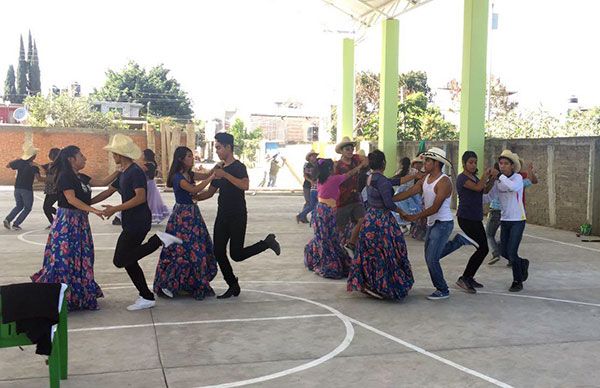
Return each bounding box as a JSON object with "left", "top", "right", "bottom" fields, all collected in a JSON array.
[{"left": 396, "top": 137, "right": 600, "bottom": 233}]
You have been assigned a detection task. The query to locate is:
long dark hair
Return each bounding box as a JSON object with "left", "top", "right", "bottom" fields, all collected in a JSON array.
[
  {"left": 167, "top": 146, "right": 194, "bottom": 188},
  {"left": 394, "top": 156, "right": 411, "bottom": 179},
  {"left": 317, "top": 158, "right": 334, "bottom": 184},
  {"left": 52, "top": 145, "right": 80, "bottom": 184},
  {"left": 143, "top": 149, "right": 156, "bottom": 163},
  {"left": 49, "top": 148, "right": 61, "bottom": 161}
]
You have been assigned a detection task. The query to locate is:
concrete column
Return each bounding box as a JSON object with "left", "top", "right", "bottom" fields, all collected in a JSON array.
[
  {"left": 160, "top": 124, "right": 168, "bottom": 178},
  {"left": 547, "top": 145, "right": 556, "bottom": 226},
  {"left": 145, "top": 124, "right": 155, "bottom": 152},
  {"left": 378, "top": 18, "right": 400, "bottom": 176},
  {"left": 588, "top": 139, "right": 600, "bottom": 234},
  {"left": 186, "top": 123, "right": 195, "bottom": 151},
  {"left": 458, "top": 0, "right": 489, "bottom": 174},
  {"left": 339, "top": 38, "right": 355, "bottom": 142}
]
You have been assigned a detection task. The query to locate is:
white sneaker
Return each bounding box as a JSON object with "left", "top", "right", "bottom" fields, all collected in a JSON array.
[
  {"left": 161, "top": 288, "right": 174, "bottom": 298},
  {"left": 156, "top": 231, "right": 182, "bottom": 248},
  {"left": 457, "top": 232, "right": 479, "bottom": 249},
  {"left": 126, "top": 296, "right": 156, "bottom": 311}
]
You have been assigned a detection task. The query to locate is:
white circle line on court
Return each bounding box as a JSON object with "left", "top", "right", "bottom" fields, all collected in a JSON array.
[
  {"left": 69, "top": 314, "right": 336, "bottom": 333},
  {"left": 17, "top": 229, "right": 117, "bottom": 251},
  {"left": 102, "top": 281, "right": 600, "bottom": 309}
]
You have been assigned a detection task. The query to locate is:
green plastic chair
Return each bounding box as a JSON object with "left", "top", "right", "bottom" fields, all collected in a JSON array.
[{"left": 0, "top": 291, "right": 68, "bottom": 387}]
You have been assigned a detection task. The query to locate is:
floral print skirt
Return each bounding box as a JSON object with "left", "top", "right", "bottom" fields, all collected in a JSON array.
[
  {"left": 304, "top": 203, "right": 350, "bottom": 279},
  {"left": 347, "top": 207, "right": 414, "bottom": 300},
  {"left": 153, "top": 203, "right": 218, "bottom": 299},
  {"left": 31, "top": 207, "right": 103, "bottom": 311}
]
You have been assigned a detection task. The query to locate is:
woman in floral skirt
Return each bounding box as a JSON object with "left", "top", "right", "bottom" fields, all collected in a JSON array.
[
  {"left": 32, "top": 145, "right": 119, "bottom": 311},
  {"left": 153, "top": 146, "right": 218, "bottom": 299},
  {"left": 347, "top": 150, "right": 414, "bottom": 300},
  {"left": 304, "top": 157, "right": 367, "bottom": 279}
]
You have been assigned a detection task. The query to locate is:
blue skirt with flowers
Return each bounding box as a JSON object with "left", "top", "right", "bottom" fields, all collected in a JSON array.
[
  {"left": 304, "top": 203, "right": 350, "bottom": 279},
  {"left": 347, "top": 207, "right": 414, "bottom": 300},
  {"left": 32, "top": 208, "right": 103, "bottom": 311},
  {"left": 153, "top": 203, "right": 218, "bottom": 299}
]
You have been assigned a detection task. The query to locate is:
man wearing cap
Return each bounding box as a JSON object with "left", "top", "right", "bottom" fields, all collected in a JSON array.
[
  {"left": 296, "top": 150, "right": 319, "bottom": 224},
  {"left": 393, "top": 147, "right": 455, "bottom": 300},
  {"left": 4, "top": 144, "right": 42, "bottom": 231},
  {"left": 333, "top": 137, "right": 367, "bottom": 252},
  {"left": 196, "top": 132, "right": 281, "bottom": 299},
  {"left": 92, "top": 134, "right": 182, "bottom": 311}
]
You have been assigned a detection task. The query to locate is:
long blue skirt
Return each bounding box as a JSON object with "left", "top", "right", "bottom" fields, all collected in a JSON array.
[
  {"left": 304, "top": 203, "right": 350, "bottom": 279},
  {"left": 347, "top": 207, "right": 414, "bottom": 300}
]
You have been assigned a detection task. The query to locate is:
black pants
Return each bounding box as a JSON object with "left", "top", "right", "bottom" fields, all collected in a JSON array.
[
  {"left": 458, "top": 217, "right": 490, "bottom": 278},
  {"left": 43, "top": 194, "right": 58, "bottom": 224},
  {"left": 214, "top": 213, "right": 268, "bottom": 286},
  {"left": 113, "top": 230, "right": 162, "bottom": 300}
]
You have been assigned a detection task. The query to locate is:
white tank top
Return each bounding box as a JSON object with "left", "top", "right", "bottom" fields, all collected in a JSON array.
[{"left": 422, "top": 173, "right": 453, "bottom": 226}]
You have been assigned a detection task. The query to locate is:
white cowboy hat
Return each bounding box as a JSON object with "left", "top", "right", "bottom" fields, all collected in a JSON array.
[
  {"left": 305, "top": 149, "right": 318, "bottom": 161},
  {"left": 420, "top": 147, "right": 452, "bottom": 167},
  {"left": 104, "top": 134, "right": 142, "bottom": 160},
  {"left": 499, "top": 150, "right": 521, "bottom": 172},
  {"left": 335, "top": 136, "right": 357, "bottom": 154},
  {"left": 21, "top": 144, "right": 39, "bottom": 160}
]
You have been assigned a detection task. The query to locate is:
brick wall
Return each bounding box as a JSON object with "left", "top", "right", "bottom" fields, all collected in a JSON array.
[
  {"left": 396, "top": 137, "right": 600, "bottom": 233},
  {"left": 0, "top": 125, "right": 186, "bottom": 185}
]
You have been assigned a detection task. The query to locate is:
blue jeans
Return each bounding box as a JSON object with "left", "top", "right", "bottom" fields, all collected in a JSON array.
[
  {"left": 298, "top": 189, "right": 317, "bottom": 221},
  {"left": 500, "top": 220, "right": 526, "bottom": 282},
  {"left": 424, "top": 220, "right": 454, "bottom": 293},
  {"left": 5, "top": 188, "right": 34, "bottom": 226}
]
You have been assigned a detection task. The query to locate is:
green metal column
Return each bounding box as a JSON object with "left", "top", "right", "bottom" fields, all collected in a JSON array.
[
  {"left": 459, "top": 0, "right": 489, "bottom": 173},
  {"left": 340, "top": 38, "right": 355, "bottom": 142},
  {"left": 378, "top": 19, "right": 399, "bottom": 176}
]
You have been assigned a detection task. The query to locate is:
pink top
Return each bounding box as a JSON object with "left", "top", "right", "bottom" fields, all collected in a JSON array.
[{"left": 317, "top": 174, "right": 348, "bottom": 202}]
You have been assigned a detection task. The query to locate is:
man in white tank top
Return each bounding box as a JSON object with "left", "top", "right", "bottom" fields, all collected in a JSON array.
[{"left": 393, "top": 147, "right": 454, "bottom": 300}]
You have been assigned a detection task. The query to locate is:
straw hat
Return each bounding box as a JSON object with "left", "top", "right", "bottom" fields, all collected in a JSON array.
[
  {"left": 411, "top": 155, "right": 424, "bottom": 165},
  {"left": 21, "top": 143, "right": 39, "bottom": 160},
  {"left": 305, "top": 150, "right": 318, "bottom": 161},
  {"left": 499, "top": 150, "right": 521, "bottom": 172},
  {"left": 104, "top": 134, "right": 142, "bottom": 160},
  {"left": 357, "top": 149, "right": 366, "bottom": 157},
  {"left": 420, "top": 147, "right": 452, "bottom": 167},
  {"left": 335, "top": 136, "right": 357, "bottom": 154}
]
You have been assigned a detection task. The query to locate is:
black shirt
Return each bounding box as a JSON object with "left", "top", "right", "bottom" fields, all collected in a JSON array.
[
  {"left": 210, "top": 160, "right": 248, "bottom": 217},
  {"left": 9, "top": 160, "right": 40, "bottom": 190},
  {"left": 57, "top": 172, "right": 92, "bottom": 209},
  {"left": 111, "top": 164, "right": 151, "bottom": 232},
  {"left": 144, "top": 162, "right": 157, "bottom": 180}
]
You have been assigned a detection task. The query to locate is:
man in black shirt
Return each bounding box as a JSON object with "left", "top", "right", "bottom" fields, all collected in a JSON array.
[
  {"left": 92, "top": 134, "right": 181, "bottom": 311},
  {"left": 197, "top": 132, "right": 281, "bottom": 299},
  {"left": 4, "top": 144, "right": 42, "bottom": 231}
]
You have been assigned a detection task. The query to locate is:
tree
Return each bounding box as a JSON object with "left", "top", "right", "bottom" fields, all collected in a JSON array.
[
  {"left": 93, "top": 61, "right": 193, "bottom": 119},
  {"left": 354, "top": 70, "right": 438, "bottom": 141},
  {"left": 28, "top": 41, "right": 41, "bottom": 96},
  {"left": 24, "top": 93, "right": 125, "bottom": 129},
  {"left": 227, "top": 118, "right": 262, "bottom": 165},
  {"left": 4, "top": 66, "right": 17, "bottom": 102},
  {"left": 446, "top": 75, "right": 517, "bottom": 119},
  {"left": 15, "top": 35, "right": 28, "bottom": 103}
]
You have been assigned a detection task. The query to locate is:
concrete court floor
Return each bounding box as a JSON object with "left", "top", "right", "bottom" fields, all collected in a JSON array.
[{"left": 0, "top": 189, "right": 599, "bottom": 388}]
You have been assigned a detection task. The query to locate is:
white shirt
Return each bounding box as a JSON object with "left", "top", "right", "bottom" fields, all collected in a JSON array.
[
  {"left": 490, "top": 173, "right": 526, "bottom": 221},
  {"left": 422, "top": 173, "right": 453, "bottom": 226}
]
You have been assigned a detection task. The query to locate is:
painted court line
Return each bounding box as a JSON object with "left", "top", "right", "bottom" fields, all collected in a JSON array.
[
  {"left": 524, "top": 233, "right": 600, "bottom": 253},
  {"left": 69, "top": 313, "right": 335, "bottom": 333},
  {"left": 347, "top": 317, "right": 513, "bottom": 388},
  {"left": 477, "top": 291, "right": 600, "bottom": 308}
]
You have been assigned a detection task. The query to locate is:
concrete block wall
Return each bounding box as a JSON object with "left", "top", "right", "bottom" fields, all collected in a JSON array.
[{"left": 396, "top": 137, "right": 600, "bottom": 233}]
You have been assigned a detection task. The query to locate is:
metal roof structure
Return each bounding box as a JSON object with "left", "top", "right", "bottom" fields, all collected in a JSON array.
[{"left": 322, "top": 0, "right": 435, "bottom": 29}]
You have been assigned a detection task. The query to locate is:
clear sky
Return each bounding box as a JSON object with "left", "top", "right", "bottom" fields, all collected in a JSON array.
[{"left": 1, "top": 0, "right": 599, "bottom": 119}]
